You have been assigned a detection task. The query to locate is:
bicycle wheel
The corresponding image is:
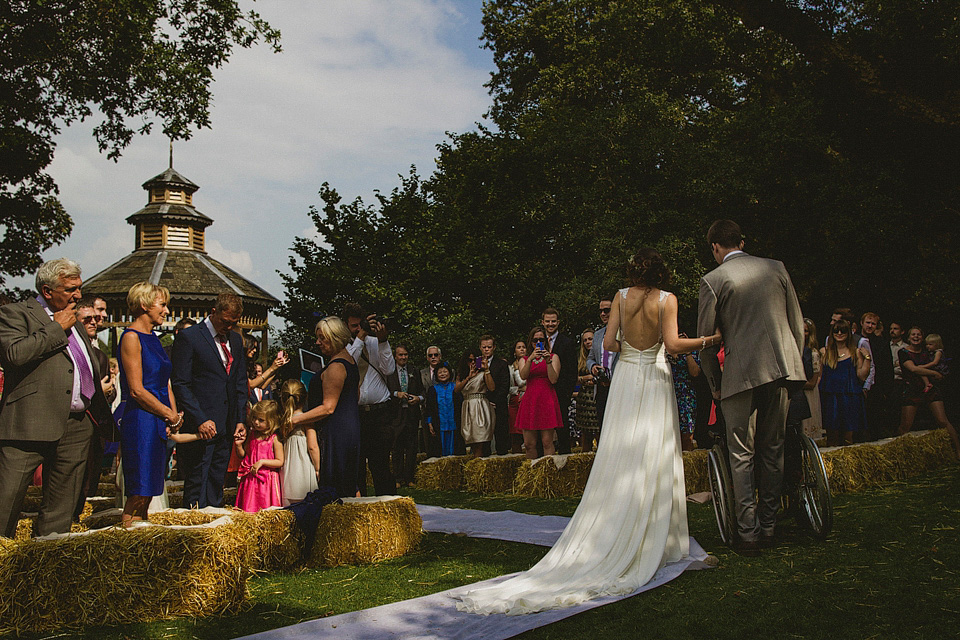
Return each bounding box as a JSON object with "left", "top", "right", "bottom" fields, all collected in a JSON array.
[
  {"left": 707, "top": 444, "right": 738, "bottom": 546},
  {"left": 798, "top": 433, "right": 833, "bottom": 538}
]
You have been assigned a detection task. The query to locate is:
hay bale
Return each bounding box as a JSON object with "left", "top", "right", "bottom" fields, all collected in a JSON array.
[
  {"left": 464, "top": 454, "right": 526, "bottom": 494},
  {"left": 823, "top": 429, "right": 954, "bottom": 494},
  {"left": 308, "top": 496, "right": 422, "bottom": 568},
  {"left": 682, "top": 449, "right": 709, "bottom": 495},
  {"left": 513, "top": 454, "right": 595, "bottom": 498},
  {"left": 148, "top": 508, "right": 229, "bottom": 527},
  {"left": 95, "top": 482, "right": 117, "bottom": 497},
  {"left": 230, "top": 508, "right": 302, "bottom": 572},
  {"left": 0, "top": 518, "right": 251, "bottom": 634},
  {"left": 414, "top": 455, "right": 472, "bottom": 491}
]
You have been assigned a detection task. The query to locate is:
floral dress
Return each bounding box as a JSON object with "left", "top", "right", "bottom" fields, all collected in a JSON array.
[{"left": 666, "top": 351, "right": 699, "bottom": 435}]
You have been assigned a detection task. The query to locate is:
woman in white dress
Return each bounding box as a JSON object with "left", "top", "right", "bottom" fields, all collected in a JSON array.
[
  {"left": 278, "top": 378, "right": 318, "bottom": 505},
  {"left": 457, "top": 248, "right": 721, "bottom": 615}
]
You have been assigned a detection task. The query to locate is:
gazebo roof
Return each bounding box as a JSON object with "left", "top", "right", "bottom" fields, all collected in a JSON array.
[
  {"left": 83, "top": 249, "right": 279, "bottom": 307},
  {"left": 142, "top": 167, "right": 199, "bottom": 191}
]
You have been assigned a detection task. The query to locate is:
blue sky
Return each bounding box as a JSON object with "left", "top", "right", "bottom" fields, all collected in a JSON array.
[{"left": 20, "top": 1, "right": 496, "bottom": 324}]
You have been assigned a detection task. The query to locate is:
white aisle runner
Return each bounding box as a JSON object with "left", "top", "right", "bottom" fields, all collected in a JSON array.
[{"left": 239, "top": 506, "right": 713, "bottom": 640}]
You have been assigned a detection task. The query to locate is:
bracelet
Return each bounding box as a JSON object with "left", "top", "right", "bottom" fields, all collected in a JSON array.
[
  {"left": 701, "top": 337, "right": 707, "bottom": 350},
  {"left": 168, "top": 415, "right": 183, "bottom": 430}
]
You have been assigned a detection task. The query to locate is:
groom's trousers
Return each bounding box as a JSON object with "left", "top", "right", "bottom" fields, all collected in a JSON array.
[{"left": 721, "top": 380, "right": 789, "bottom": 542}]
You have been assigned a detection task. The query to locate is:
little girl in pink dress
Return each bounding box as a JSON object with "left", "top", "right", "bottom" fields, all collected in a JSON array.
[{"left": 234, "top": 400, "right": 284, "bottom": 512}]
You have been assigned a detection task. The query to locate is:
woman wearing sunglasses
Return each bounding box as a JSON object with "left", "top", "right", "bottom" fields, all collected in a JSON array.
[{"left": 819, "top": 319, "right": 871, "bottom": 446}]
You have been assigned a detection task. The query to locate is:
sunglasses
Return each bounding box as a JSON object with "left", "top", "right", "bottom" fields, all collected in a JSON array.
[
  {"left": 599, "top": 308, "right": 611, "bottom": 314},
  {"left": 832, "top": 329, "right": 847, "bottom": 335},
  {"left": 427, "top": 353, "right": 440, "bottom": 358},
  {"left": 80, "top": 316, "right": 99, "bottom": 323}
]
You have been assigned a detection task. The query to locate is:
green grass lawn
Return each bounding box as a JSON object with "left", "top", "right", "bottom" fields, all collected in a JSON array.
[{"left": 10, "top": 465, "right": 960, "bottom": 640}]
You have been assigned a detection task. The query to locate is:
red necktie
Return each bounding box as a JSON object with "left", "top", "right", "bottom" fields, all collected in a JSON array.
[{"left": 217, "top": 335, "right": 233, "bottom": 374}]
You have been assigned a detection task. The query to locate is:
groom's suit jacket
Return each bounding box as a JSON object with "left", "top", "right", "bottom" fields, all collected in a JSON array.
[{"left": 697, "top": 252, "right": 805, "bottom": 400}]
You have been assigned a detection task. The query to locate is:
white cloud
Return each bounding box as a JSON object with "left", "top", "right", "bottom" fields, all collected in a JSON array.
[{"left": 206, "top": 239, "right": 255, "bottom": 279}]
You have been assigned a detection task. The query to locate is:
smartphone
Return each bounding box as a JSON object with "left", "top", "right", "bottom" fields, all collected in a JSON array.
[
  {"left": 475, "top": 356, "right": 483, "bottom": 369},
  {"left": 536, "top": 340, "right": 544, "bottom": 351}
]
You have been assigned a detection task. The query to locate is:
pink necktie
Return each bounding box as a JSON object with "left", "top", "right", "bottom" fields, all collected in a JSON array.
[{"left": 67, "top": 331, "right": 95, "bottom": 401}]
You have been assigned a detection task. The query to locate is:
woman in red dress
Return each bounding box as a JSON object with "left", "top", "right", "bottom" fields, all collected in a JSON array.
[{"left": 515, "top": 326, "right": 563, "bottom": 459}]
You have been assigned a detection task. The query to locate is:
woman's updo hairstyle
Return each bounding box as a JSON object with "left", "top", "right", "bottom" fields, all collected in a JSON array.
[{"left": 626, "top": 248, "right": 670, "bottom": 289}]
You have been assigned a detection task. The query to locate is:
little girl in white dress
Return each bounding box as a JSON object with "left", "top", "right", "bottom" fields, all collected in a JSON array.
[{"left": 277, "top": 379, "right": 318, "bottom": 505}]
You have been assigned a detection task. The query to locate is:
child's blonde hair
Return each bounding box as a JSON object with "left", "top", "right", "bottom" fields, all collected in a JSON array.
[
  {"left": 926, "top": 333, "right": 944, "bottom": 351},
  {"left": 247, "top": 400, "right": 280, "bottom": 438},
  {"left": 277, "top": 378, "right": 307, "bottom": 440}
]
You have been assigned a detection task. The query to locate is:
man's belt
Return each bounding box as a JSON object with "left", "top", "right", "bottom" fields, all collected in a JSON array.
[{"left": 360, "top": 400, "right": 392, "bottom": 413}]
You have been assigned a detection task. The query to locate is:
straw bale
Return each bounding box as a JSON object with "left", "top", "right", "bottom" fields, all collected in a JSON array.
[
  {"left": 414, "top": 455, "right": 472, "bottom": 490},
  {"left": 95, "top": 482, "right": 117, "bottom": 497},
  {"left": 230, "top": 508, "right": 302, "bottom": 572},
  {"left": 823, "top": 429, "right": 954, "bottom": 494},
  {"left": 0, "top": 519, "right": 251, "bottom": 634},
  {"left": 464, "top": 455, "right": 526, "bottom": 494},
  {"left": 149, "top": 509, "right": 225, "bottom": 527},
  {"left": 308, "top": 496, "right": 422, "bottom": 568},
  {"left": 682, "top": 449, "right": 710, "bottom": 495},
  {"left": 513, "top": 454, "right": 595, "bottom": 498}
]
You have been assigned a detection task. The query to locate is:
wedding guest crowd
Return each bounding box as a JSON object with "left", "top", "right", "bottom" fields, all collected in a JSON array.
[{"left": 1, "top": 256, "right": 957, "bottom": 531}]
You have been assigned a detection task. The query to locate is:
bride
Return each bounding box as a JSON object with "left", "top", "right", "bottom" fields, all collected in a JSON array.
[{"left": 456, "top": 248, "right": 721, "bottom": 616}]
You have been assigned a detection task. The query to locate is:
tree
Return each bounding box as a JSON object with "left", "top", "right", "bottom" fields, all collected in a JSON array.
[
  {"left": 280, "top": 0, "right": 960, "bottom": 359},
  {"left": 0, "top": 0, "right": 280, "bottom": 287}
]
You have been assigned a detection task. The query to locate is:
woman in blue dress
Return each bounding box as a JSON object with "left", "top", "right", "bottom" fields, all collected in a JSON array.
[
  {"left": 819, "top": 319, "right": 871, "bottom": 446},
  {"left": 293, "top": 316, "right": 361, "bottom": 498},
  {"left": 118, "top": 282, "right": 183, "bottom": 527}
]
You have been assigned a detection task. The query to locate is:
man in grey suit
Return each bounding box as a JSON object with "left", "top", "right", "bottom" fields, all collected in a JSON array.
[
  {"left": 698, "top": 220, "right": 805, "bottom": 555},
  {"left": 0, "top": 258, "right": 113, "bottom": 537},
  {"left": 586, "top": 299, "right": 618, "bottom": 431}
]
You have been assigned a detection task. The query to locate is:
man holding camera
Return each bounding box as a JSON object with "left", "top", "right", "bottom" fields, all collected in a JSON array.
[{"left": 344, "top": 303, "right": 397, "bottom": 496}]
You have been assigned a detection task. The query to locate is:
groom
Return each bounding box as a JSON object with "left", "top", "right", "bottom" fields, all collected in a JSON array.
[{"left": 697, "top": 220, "right": 805, "bottom": 555}]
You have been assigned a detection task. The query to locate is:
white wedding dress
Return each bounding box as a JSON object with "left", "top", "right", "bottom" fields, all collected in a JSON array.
[{"left": 456, "top": 289, "right": 688, "bottom": 615}]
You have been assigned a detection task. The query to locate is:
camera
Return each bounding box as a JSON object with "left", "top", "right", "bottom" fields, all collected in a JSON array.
[
  {"left": 594, "top": 367, "right": 611, "bottom": 384},
  {"left": 359, "top": 315, "right": 373, "bottom": 333}
]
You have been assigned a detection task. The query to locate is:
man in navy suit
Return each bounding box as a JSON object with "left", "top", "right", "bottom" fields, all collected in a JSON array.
[{"left": 172, "top": 293, "right": 248, "bottom": 508}]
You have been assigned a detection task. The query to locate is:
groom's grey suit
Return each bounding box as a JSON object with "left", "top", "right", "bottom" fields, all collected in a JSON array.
[{"left": 698, "top": 251, "right": 805, "bottom": 541}]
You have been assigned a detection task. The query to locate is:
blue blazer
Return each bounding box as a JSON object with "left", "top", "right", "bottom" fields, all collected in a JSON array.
[{"left": 171, "top": 322, "right": 247, "bottom": 436}]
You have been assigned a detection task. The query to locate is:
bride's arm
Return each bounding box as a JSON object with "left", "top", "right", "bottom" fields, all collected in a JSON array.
[
  {"left": 662, "top": 294, "right": 720, "bottom": 356},
  {"left": 602, "top": 291, "right": 622, "bottom": 353}
]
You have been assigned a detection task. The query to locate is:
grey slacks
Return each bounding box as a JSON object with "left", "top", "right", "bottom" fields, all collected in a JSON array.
[
  {"left": 721, "top": 381, "right": 789, "bottom": 541},
  {"left": 0, "top": 412, "right": 94, "bottom": 538}
]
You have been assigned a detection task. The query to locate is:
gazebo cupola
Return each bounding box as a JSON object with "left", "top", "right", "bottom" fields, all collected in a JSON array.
[
  {"left": 128, "top": 167, "right": 212, "bottom": 252},
  {"left": 82, "top": 159, "right": 280, "bottom": 345}
]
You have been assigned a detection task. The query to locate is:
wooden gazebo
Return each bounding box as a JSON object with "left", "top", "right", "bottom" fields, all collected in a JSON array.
[{"left": 82, "top": 163, "right": 280, "bottom": 354}]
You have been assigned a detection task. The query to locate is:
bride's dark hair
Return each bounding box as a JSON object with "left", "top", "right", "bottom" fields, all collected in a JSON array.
[{"left": 626, "top": 248, "right": 671, "bottom": 289}]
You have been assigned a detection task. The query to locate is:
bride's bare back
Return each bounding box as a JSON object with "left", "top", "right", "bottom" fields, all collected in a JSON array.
[{"left": 618, "top": 286, "right": 663, "bottom": 352}]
